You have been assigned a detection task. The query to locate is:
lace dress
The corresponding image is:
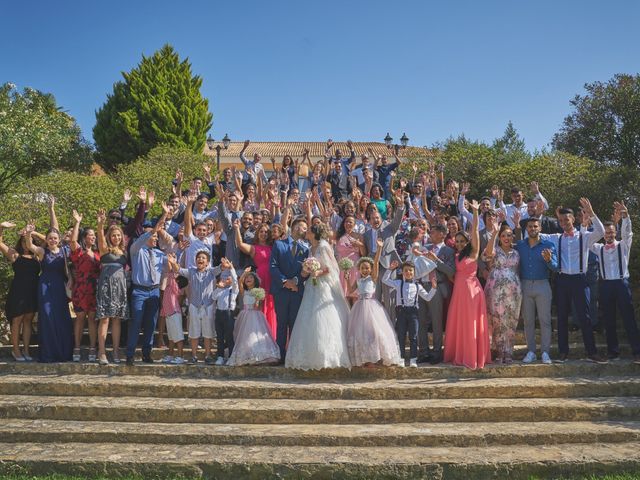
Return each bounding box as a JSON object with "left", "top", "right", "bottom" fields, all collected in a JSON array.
[{"left": 285, "top": 240, "right": 351, "bottom": 370}]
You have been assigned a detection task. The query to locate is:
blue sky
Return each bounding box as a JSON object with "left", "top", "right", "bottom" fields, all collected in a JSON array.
[{"left": 2, "top": 0, "right": 639, "bottom": 150}]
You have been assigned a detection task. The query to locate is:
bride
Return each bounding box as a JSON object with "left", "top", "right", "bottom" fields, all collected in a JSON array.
[{"left": 285, "top": 223, "right": 351, "bottom": 370}]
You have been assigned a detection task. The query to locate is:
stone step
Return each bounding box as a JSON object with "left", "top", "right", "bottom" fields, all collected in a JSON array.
[
  {"left": 2, "top": 359, "right": 640, "bottom": 380},
  {"left": 3, "top": 374, "right": 640, "bottom": 400},
  {"left": 2, "top": 418, "right": 640, "bottom": 447},
  {"left": 1, "top": 441, "right": 640, "bottom": 479},
  {"left": 1, "top": 394, "right": 639, "bottom": 424}
]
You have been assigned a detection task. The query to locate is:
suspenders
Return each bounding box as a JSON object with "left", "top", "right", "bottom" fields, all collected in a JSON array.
[
  {"left": 599, "top": 243, "right": 624, "bottom": 280},
  {"left": 558, "top": 233, "right": 583, "bottom": 274},
  {"left": 399, "top": 279, "right": 419, "bottom": 307}
]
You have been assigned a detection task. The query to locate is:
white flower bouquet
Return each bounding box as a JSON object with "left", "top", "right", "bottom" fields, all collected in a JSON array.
[
  {"left": 338, "top": 258, "right": 354, "bottom": 272},
  {"left": 303, "top": 257, "right": 322, "bottom": 286},
  {"left": 250, "top": 287, "right": 266, "bottom": 301}
]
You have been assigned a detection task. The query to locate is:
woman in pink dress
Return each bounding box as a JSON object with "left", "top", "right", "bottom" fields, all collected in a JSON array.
[
  {"left": 335, "top": 215, "right": 366, "bottom": 305},
  {"left": 443, "top": 200, "right": 491, "bottom": 369},
  {"left": 234, "top": 222, "right": 277, "bottom": 338}
]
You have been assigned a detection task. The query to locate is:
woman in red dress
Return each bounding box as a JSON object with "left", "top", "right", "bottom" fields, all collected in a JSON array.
[
  {"left": 234, "top": 221, "right": 277, "bottom": 339},
  {"left": 70, "top": 210, "right": 101, "bottom": 362},
  {"left": 443, "top": 200, "right": 491, "bottom": 369}
]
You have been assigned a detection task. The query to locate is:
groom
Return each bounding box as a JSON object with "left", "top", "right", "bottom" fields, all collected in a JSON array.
[{"left": 270, "top": 217, "right": 309, "bottom": 361}]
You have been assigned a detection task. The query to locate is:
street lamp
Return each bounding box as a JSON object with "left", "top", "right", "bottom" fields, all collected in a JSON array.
[
  {"left": 384, "top": 132, "right": 409, "bottom": 154},
  {"left": 207, "top": 133, "right": 231, "bottom": 171}
]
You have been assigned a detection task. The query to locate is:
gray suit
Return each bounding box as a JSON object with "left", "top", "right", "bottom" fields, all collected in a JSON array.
[
  {"left": 363, "top": 206, "right": 405, "bottom": 315},
  {"left": 418, "top": 243, "right": 455, "bottom": 357}
]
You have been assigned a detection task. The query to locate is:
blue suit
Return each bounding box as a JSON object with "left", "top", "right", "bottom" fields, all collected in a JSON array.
[{"left": 270, "top": 236, "right": 309, "bottom": 359}]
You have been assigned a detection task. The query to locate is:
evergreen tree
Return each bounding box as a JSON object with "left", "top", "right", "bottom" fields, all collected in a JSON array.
[
  {"left": 492, "top": 121, "right": 529, "bottom": 163},
  {"left": 93, "top": 44, "right": 213, "bottom": 171}
]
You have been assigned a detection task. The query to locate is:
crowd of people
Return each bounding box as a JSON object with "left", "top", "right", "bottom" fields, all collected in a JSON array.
[{"left": 2, "top": 139, "right": 638, "bottom": 370}]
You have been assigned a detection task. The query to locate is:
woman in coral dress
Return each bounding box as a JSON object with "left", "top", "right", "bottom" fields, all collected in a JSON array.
[
  {"left": 335, "top": 215, "right": 366, "bottom": 304},
  {"left": 234, "top": 221, "right": 277, "bottom": 338},
  {"left": 443, "top": 200, "right": 491, "bottom": 369}
]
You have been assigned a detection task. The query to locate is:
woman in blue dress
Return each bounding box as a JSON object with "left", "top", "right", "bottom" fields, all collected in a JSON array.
[{"left": 24, "top": 223, "right": 73, "bottom": 363}]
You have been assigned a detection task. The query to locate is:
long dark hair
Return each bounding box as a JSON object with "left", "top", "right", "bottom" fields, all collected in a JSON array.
[
  {"left": 243, "top": 271, "right": 261, "bottom": 290},
  {"left": 455, "top": 231, "right": 472, "bottom": 260},
  {"left": 337, "top": 215, "right": 356, "bottom": 240}
]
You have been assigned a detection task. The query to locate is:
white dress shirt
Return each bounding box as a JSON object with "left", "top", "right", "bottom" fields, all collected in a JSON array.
[
  {"left": 590, "top": 217, "right": 632, "bottom": 280},
  {"left": 382, "top": 269, "right": 435, "bottom": 306},
  {"left": 541, "top": 216, "right": 604, "bottom": 274}
]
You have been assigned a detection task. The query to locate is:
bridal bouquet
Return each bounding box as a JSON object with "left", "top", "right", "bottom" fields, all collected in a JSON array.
[
  {"left": 338, "top": 258, "right": 354, "bottom": 272},
  {"left": 303, "top": 257, "right": 322, "bottom": 286},
  {"left": 250, "top": 287, "right": 266, "bottom": 301}
]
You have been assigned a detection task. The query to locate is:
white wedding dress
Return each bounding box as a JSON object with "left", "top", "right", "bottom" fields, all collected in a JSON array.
[{"left": 285, "top": 239, "right": 352, "bottom": 370}]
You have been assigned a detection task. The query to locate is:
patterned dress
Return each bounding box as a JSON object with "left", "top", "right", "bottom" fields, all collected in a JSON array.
[
  {"left": 483, "top": 247, "right": 522, "bottom": 359},
  {"left": 95, "top": 253, "right": 129, "bottom": 320},
  {"left": 70, "top": 248, "right": 100, "bottom": 313}
]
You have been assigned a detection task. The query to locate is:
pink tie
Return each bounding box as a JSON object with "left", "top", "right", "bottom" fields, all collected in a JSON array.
[
  {"left": 604, "top": 243, "right": 616, "bottom": 251},
  {"left": 564, "top": 231, "right": 575, "bottom": 238}
]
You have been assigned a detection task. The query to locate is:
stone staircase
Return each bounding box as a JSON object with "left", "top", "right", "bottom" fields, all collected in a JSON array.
[{"left": 2, "top": 359, "right": 640, "bottom": 479}]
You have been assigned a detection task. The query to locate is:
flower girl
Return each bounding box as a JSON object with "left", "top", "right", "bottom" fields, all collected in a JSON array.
[
  {"left": 346, "top": 238, "right": 403, "bottom": 367},
  {"left": 226, "top": 268, "right": 280, "bottom": 366}
]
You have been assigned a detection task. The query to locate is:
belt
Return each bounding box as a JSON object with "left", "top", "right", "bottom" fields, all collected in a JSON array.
[
  {"left": 359, "top": 293, "right": 375, "bottom": 299},
  {"left": 396, "top": 305, "right": 418, "bottom": 310},
  {"left": 132, "top": 284, "right": 159, "bottom": 291}
]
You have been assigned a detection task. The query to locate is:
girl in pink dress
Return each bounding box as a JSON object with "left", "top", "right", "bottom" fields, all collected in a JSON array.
[
  {"left": 335, "top": 215, "right": 366, "bottom": 304},
  {"left": 234, "top": 221, "right": 277, "bottom": 338},
  {"left": 443, "top": 200, "right": 491, "bottom": 369}
]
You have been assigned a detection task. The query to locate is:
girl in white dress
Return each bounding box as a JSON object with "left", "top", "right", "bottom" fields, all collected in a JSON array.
[
  {"left": 227, "top": 269, "right": 280, "bottom": 366},
  {"left": 346, "top": 238, "right": 403, "bottom": 367},
  {"left": 285, "top": 223, "right": 351, "bottom": 370}
]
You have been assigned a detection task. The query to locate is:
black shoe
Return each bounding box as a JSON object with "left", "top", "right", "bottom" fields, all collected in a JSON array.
[
  {"left": 587, "top": 354, "right": 608, "bottom": 364},
  {"left": 593, "top": 324, "right": 604, "bottom": 334},
  {"left": 142, "top": 356, "right": 154, "bottom": 364},
  {"left": 429, "top": 354, "right": 443, "bottom": 365},
  {"left": 125, "top": 357, "right": 134, "bottom": 366},
  {"left": 608, "top": 353, "right": 621, "bottom": 361},
  {"left": 417, "top": 355, "right": 432, "bottom": 364},
  {"left": 569, "top": 324, "right": 580, "bottom": 332},
  {"left": 555, "top": 353, "right": 569, "bottom": 363},
  {"left": 633, "top": 355, "right": 640, "bottom": 365}
]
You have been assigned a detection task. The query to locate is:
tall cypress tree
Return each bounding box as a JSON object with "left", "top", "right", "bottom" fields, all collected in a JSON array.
[{"left": 94, "top": 44, "right": 213, "bottom": 171}]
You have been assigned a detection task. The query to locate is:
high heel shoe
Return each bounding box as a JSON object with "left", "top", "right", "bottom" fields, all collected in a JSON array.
[
  {"left": 22, "top": 352, "right": 33, "bottom": 362},
  {"left": 12, "top": 351, "right": 26, "bottom": 362},
  {"left": 98, "top": 354, "right": 109, "bottom": 366}
]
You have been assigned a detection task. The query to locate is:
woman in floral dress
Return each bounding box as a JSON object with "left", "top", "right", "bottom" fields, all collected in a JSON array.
[{"left": 482, "top": 222, "right": 522, "bottom": 364}]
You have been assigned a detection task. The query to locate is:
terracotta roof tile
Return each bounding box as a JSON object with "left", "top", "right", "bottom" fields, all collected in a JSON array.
[{"left": 203, "top": 142, "right": 434, "bottom": 159}]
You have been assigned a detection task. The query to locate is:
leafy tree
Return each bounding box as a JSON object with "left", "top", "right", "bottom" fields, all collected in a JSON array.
[
  {"left": 94, "top": 44, "right": 213, "bottom": 171},
  {"left": 552, "top": 74, "right": 640, "bottom": 168},
  {"left": 0, "top": 83, "right": 93, "bottom": 196},
  {"left": 492, "top": 121, "right": 530, "bottom": 163}
]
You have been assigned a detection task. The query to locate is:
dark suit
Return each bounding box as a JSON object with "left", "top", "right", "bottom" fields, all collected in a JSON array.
[
  {"left": 418, "top": 243, "right": 455, "bottom": 358},
  {"left": 270, "top": 236, "right": 309, "bottom": 359}
]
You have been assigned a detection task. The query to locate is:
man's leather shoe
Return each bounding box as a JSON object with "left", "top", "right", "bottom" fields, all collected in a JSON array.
[
  {"left": 125, "top": 357, "right": 134, "bottom": 366},
  {"left": 587, "top": 354, "right": 608, "bottom": 364},
  {"left": 417, "top": 355, "right": 432, "bottom": 364},
  {"left": 429, "top": 354, "right": 443, "bottom": 365},
  {"left": 142, "top": 356, "right": 154, "bottom": 364},
  {"left": 555, "top": 353, "right": 569, "bottom": 363}
]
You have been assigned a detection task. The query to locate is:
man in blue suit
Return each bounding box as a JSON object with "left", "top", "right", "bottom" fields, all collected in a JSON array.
[{"left": 270, "top": 217, "right": 309, "bottom": 361}]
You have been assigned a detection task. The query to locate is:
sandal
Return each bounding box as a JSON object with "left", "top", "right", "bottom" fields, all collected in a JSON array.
[
  {"left": 98, "top": 354, "right": 109, "bottom": 366},
  {"left": 12, "top": 351, "right": 26, "bottom": 362},
  {"left": 88, "top": 347, "right": 97, "bottom": 363},
  {"left": 72, "top": 348, "right": 81, "bottom": 362}
]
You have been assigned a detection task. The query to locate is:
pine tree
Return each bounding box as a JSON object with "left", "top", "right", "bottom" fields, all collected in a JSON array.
[
  {"left": 94, "top": 44, "right": 213, "bottom": 171},
  {"left": 492, "top": 121, "right": 529, "bottom": 163}
]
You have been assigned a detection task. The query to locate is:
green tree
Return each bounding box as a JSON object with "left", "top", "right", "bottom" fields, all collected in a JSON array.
[
  {"left": 552, "top": 73, "right": 640, "bottom": 168},
  {"left": 0, "top": 83, "right": 93, "bottom": 196},
  {"left": 492, "top": 120, "right": 530, "bottom": 164},
  {"left": 94, "top": 44, "right": 213, "bottom": 171}
]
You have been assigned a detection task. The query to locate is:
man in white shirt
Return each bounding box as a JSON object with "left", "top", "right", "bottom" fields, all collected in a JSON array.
[
  {"left": 500, "top": 182, "right": 549, "bottom": 229},
  {"left": 541, "top": 198, "right": 606, "bottom": 363},
  {"left": 590, "top": 201, "right": 640, "bottom": 363}
]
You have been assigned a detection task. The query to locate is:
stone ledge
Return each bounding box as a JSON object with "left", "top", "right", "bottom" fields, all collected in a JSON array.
[
  {"left": 2, "top": 374, "right": 640, "bottom": 400},
  {"left": 1, "top": 395, "right": 640, "bottom": 424},
  {"left": 2, "top": 419, "right": 640, "bottom": 447},
  {"left": 2, "top": 441, "right": 640, "bottom": 480}
]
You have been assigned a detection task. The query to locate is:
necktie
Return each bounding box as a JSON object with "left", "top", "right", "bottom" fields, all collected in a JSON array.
[
  {"left": 292, "top": 240, "right": 298, "bottom": 257},
  {"left": 148, "top": 248, "right": 157, "bottom": 285}
]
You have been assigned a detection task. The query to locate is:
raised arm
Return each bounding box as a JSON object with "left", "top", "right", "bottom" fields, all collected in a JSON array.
[
  {"left": 371, "top": 238, "right": 384, "bottom": 282},
  {"left": 70, "top": 210, "right": 82, "bottom": 252},
  {"left": 183, "top": 192, "right": 197, "bottom": 238},
  {"left": 0, "top": 222, "right": 19, "bottom": 263},
  {"left": 239, "top": 140, "right": 250, "bottom": 167},
  {"left": 124, "top": 186, "right": 147, "bottom": 238},
  {"left": 481, "top": 220, "right": 500, "bottom": 264},
  {"left": 48, "top": 195, "right": 59, "bottom": 232},
  {"left": 469, "top": 200, "right": 480, "bottom": 261},
  {"left": 23, "top": 224, "right": 44, "bottom": 261},
  {"left": 233, "top": 219, "right": 254, "bottom": 257},
  {"left": 96, "top": 209, "right": 108, "bottom": 255}
]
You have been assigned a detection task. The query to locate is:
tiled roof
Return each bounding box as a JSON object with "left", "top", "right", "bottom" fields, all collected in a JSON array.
[{"left": 203, "top": 142, "right": 434, "bottom": 159}]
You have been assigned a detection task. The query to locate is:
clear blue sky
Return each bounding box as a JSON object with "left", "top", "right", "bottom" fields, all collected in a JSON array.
[{"left": 2, "top": 0, "right": 639, "bottom": 151}]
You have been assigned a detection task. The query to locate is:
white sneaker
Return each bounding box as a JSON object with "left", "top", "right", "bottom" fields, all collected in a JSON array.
[
  {"left": 214, "top": 356, "right": 225, "bottom": 366},
  {"left": 397, "top": 360, "right": 406, "bottom": 368},
  {"left": 172, "top": 357, "right": 186, "bottom": 365},
  {"left": 409, "top": 358, "right": 418, "bottom": 368},
  {"left": 161, "top": 355, "right": 173, "bottom": 364},
  {"left": 522, "top": 351, "right": 537, "bottom": 364},
  {"left": 541, "top": 352, "right": 552, "bottom": 364}
]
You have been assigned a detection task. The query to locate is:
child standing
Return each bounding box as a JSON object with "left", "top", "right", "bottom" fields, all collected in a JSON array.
[
  {"left": 213, "top": 257, "right": 239, "bottom": 365},
  {"left": 160, "top": 258, "right": 186, "bottom": 364},
  {"left": 346, "top": 239, "right": 403, "bottom": 367},
  {"left": 383, "top": 260, "right": 437, "bottom": 367},
  {"left": 227, "top": 268, "right": 280, "bottom": 366},
  {"left": 168, "top": 250, "right": 218, "bottom": 364}
]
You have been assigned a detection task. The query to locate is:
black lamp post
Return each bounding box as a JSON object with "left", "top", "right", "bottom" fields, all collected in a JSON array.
[
  {"left": 207, "top": 133, "right": 231, "bottom": 171},
  {"left": 384, "top": 132, "right": 409, "bottom": 154}
]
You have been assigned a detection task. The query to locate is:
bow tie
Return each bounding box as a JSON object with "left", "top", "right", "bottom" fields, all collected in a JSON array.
[
  {"left": 563, "top": 231, "right": 575, "bottom": 238},
  {"left": 604, "top": 243, "right": 616, "bottom": 251}
]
